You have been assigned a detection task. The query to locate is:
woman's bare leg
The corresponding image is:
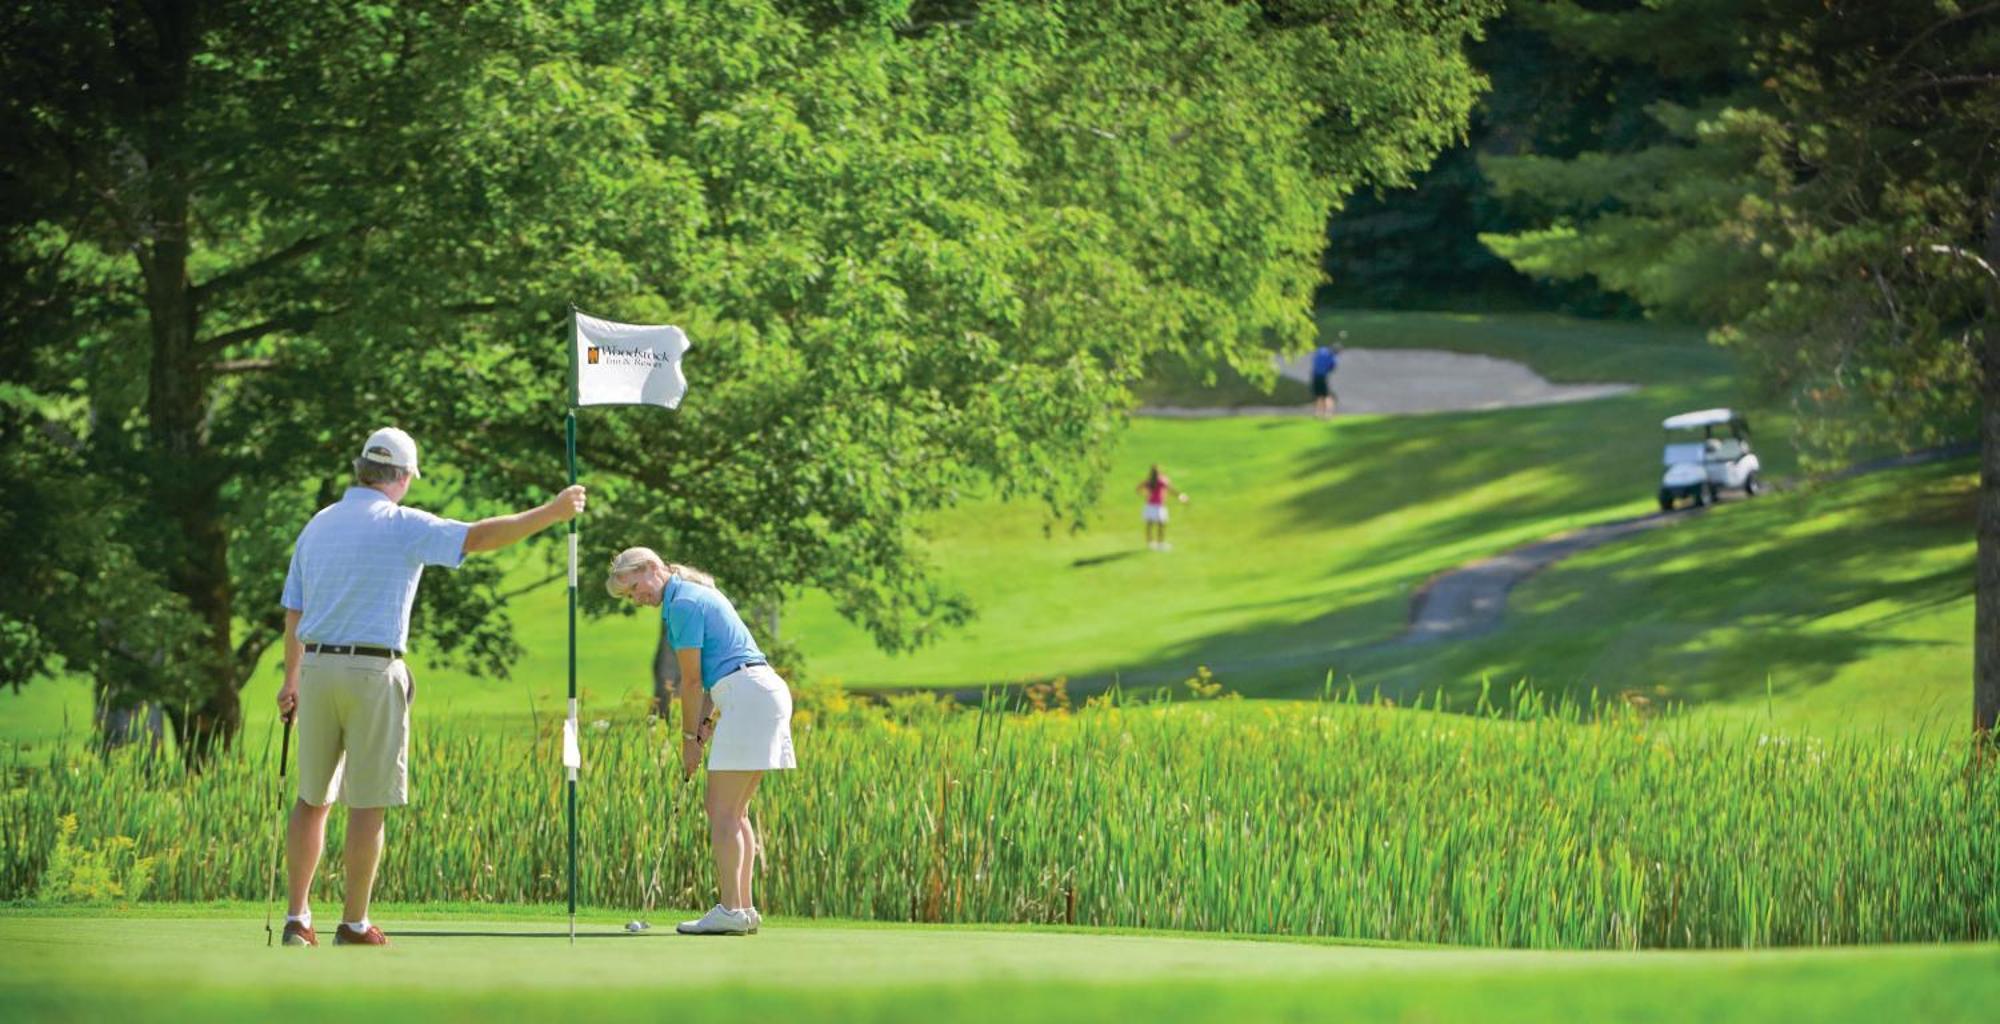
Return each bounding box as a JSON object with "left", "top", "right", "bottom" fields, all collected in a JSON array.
[
  {"left": 738, "top": 815, "right": 760, "bottom": 909},
  {"left": 706, "top": 770, "right": 763, "bottom": 910}
]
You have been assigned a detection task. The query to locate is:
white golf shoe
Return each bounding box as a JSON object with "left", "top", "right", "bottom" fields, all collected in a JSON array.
[
  {"left": 746, "top": 907, "right": 762, "bottom": 934},
  {"left": 677, "top": 904, "right": 753, "bottom": 936}
]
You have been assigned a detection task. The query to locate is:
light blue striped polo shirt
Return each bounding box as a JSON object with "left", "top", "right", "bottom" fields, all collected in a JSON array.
[{"left": 281, "top": 487, "right": 471, "bottom": 652}]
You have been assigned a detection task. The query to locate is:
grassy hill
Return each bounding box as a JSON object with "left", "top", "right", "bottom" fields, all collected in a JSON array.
[{"left": 787, "top": 311, "right": 1809, "bottom": 696}]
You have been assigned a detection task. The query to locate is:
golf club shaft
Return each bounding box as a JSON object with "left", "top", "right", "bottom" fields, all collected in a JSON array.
[
  {"left": 265, "top": 714, "right": 293, "bottom": 946},
  {"left": 640, "top": 747, "right": 681, "bottom": 915}
]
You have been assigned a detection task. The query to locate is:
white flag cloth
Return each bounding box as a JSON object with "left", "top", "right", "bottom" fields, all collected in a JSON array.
[
  {"left": 562, "top": 716, "right": 581, "bottom": 771},
  {"left": 572, "top": 310, "right": 690, "bottom": 408}
]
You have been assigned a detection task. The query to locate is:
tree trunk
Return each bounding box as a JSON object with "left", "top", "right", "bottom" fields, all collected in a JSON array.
[
  {"left": 1977, "top": 194, "right": 2000, "bottom": 739},
  {"left": 1968, "top": 216, "right": 2000, "bottom": 740},
  {"left": 94, "top": 689, "right": 165, "bottom": 756},
  {"left": 129, "top": 0, "right": 240, "bottom": 762},
  {"left": 1979, "top": 351, "right": 1998, "bottom": 737}
]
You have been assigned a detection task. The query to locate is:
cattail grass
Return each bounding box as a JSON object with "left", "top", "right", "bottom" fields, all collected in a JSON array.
[{"left": 4, "top": 691, "right": 1995, "bottom": 949}]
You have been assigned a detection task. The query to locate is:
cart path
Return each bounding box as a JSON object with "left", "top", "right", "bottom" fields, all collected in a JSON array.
[
  {"left": 1394, "top": 510, "right": 1694, "bottom": 647},
  {"left": 909, "top": 443, "right": 1975, "bottom": 705},
  {"left": 1137, "top": 348, "right": 1634, "bottom": 418},
  {"left": 1351, "top": 442, "right": 1976, "bottom": 700}
]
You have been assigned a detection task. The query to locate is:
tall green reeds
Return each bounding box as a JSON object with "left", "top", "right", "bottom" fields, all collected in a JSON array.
[{"left": 4, "top": 691, "right": 1994, "bottom": 949}]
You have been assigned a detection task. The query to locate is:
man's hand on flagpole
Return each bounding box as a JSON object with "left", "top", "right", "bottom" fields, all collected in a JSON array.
[{"left": 547, "top": 484, "right": 587, "bottom": 523}]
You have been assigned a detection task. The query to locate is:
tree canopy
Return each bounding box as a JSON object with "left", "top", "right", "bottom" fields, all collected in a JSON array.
[{"left": 0, "top": 0, "right": 1500, "bottom": 753}]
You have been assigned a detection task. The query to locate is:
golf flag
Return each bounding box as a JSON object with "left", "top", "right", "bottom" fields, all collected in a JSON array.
[{"left": 572, "top": 310, "right": 690, "bottom": 408}]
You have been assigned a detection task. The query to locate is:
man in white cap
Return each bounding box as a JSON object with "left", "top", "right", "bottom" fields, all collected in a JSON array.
[{"left": 273, "top": 426, "right": 586, "bottom": 946}]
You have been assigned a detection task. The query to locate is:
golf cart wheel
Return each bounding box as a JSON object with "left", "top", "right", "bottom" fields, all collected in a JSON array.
[
  {"left": 1658, "top": 489, "right": 1675, "bottom": 512},
  {"left": 1744, "top": 472, "right": 1761, "bottom": 497}
]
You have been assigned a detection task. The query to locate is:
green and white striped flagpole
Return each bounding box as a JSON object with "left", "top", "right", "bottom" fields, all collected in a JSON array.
[{"left": 564, "top": 308, "right": 582, "bottom": 945}]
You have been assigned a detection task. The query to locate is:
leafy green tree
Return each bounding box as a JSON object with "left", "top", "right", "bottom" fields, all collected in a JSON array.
[
  {"left": 1321, "top": 2, "right": 1731, "bottom": 313},
  {"left": 1481, "top": 0, "right": 2000, "bottom": 735},
  {"left": 1, "top": 0, "right": 1498, "bottom": 759}
]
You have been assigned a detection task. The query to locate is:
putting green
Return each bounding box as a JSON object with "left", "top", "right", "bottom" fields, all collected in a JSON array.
[{"left": 2, "top": 906, "right": 1996, "bottom": 1023}]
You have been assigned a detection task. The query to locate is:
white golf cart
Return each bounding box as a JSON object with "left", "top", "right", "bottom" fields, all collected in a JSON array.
[{"left": 1658, "top": 408, "right": 1762, "bottom": 510}]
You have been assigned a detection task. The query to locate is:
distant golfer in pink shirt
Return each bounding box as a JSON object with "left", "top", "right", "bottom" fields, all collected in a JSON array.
[{"left": 1136, "top": 464, "right": 1189, "bottom": 551}]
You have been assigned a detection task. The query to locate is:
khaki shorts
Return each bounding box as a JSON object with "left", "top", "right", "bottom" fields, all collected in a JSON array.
[{"left": 296, "top": 651, "right": 412, "bottom": 809}]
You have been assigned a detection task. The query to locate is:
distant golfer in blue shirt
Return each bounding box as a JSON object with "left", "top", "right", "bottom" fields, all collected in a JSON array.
[{"left": 1310, "top": 339, "right": 1341, "bottom": 419}]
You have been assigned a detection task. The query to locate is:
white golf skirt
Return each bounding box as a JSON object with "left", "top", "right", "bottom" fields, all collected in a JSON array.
[
  {"left": 1142, "top": 502, "right": 1168, "bottom": 524},
  {"left": 708, "top": 663, "right": 797, "bottom": 772}
]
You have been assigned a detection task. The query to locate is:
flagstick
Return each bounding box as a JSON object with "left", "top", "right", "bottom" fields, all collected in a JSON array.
[
  {"left": 564, "top": 305, "right": 687, "bottom": 942},
  {"left": 565, "top": 408, "right": 579, "bottom": 946}
]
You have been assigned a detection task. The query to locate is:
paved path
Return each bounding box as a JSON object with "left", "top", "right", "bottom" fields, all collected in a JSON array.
[
  {"left": 1394, "top": 509, "right": 1696, "bottom": 646},
  {"left": 1397, "top": 443, "right": 1978, "bottom": 638},
  {"left": 1138, "top": 348, "right": 1633, "bottom": 418}
]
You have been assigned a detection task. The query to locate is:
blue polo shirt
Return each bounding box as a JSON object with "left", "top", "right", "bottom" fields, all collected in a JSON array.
[
  {"left": 1311, "top": 346, "right": 1338, "bottom": 377},
  {"left": 281, "top": 487, "right": 470, "bottom": 651},
  {"left": 663, "top": 576, "right": 765, "bottom": 689}
]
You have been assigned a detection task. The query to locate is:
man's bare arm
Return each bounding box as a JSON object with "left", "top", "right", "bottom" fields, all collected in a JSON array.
[{"left": 462, "top": 485, "right": 587, "bottom": 555}]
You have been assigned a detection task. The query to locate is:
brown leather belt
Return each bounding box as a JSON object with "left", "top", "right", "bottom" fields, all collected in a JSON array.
[{"left": 305, "top": 643, "right": 401, "bottom": 659}]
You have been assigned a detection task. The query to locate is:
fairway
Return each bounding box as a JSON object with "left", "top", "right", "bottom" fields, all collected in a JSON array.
[{"left": 4, "top": 908, "right": 1997, "bottom": 1023}]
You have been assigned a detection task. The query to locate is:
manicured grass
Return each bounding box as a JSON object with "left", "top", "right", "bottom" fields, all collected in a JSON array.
[
  {"left": 786, "top": 315, "right": 1779, "bottom": 696},
  {"left": 1338, "top": 457, "right": 1978, "bottom": 737},
  {"left": 2, "top": 907, "right": 1996, "bottom": 1024}
]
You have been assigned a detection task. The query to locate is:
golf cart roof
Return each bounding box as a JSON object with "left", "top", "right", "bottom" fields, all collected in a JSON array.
[{"left": 1662, "top": 408, "right": 1744, "bottom": 431}]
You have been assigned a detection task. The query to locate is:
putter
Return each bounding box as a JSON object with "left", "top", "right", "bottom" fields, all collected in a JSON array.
[
  {"left": 264, "top": 713, "right": 293, "bottom": 946},
  {"left": 628, "top": 740, "right": 692, "bottom": 933}
]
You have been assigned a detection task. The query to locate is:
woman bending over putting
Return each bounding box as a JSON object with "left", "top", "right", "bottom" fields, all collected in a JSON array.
[{"left": 607, "top": 547, "right": 795, "bottom": 935}]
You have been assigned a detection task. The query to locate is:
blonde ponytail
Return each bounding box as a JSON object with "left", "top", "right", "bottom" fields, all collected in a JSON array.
[
  {"left": 605, "top": 545, "right": 716, "bottom": 597},
  {"left": 663, "top": 562, "right": 715, "bottom": 587}
]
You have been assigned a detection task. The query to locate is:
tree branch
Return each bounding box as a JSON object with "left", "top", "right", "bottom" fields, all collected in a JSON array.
[
  {"left": 199, "top": 309, "right": 331, "bottom": 355},
  {"left": 1891, "top": 74, "right": 2000, "bottom": 99},
  {"left": 1885, "top": 3, "right": 2000, "bottom": 73},
  {"left": 893, "top": 18, "right": 972, "bottom": 37},
  {"left": 191, "top": 232, "right": 337, "bottom": 302},
  {"left": 212, "top": 357, "right": 279, "bottom": 374},
  {"left": 498, "top": 571, "right": 566, "bottom": 602},
  {"left": 234, "top": 625, "right": 278, "bottom": 687},
  {"left": 1906, "top": 243, "right": 2000, "bottom": 284}
]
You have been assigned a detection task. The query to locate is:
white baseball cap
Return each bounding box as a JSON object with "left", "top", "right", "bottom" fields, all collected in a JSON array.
[{"left": 359, "top": 427, "right": 421, "bottom": 478}]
